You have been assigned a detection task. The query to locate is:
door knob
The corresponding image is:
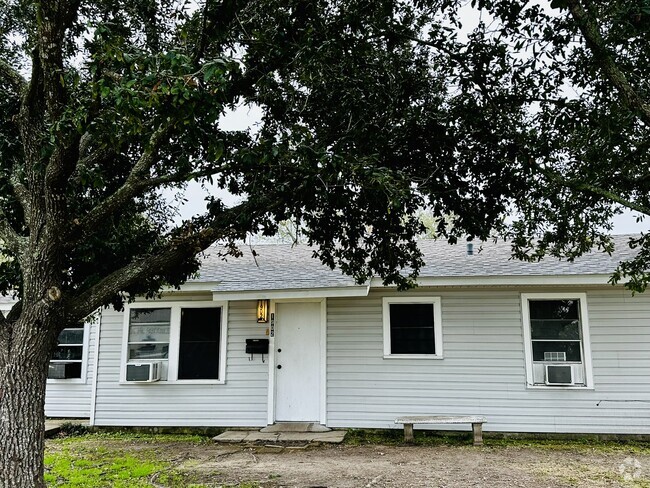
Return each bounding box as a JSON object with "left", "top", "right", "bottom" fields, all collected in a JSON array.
[{"left": 277, "top": 365, "right": 282, "bottom": 369}]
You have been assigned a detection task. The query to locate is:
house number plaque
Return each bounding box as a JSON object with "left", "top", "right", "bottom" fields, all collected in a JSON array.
[{"left": 270, "top": 313, "right": 275, "bottom": 337}]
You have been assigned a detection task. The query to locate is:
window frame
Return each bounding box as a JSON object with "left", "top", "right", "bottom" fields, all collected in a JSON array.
[
  {"left": 382, "top": 296, "right": 443, "bottom": 359},
  {"left": 47, "top": 322, "right": 90, "bottom": 384},
  {"left": 121, "top": 301, "right": 228, "bottom": 385},
  {"left": 521, "top": 293, "right": 594, "bottom": 389}
]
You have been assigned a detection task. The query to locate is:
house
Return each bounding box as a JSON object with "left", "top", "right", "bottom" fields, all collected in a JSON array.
[{"left": 24, "top": 235, "right": 650, "bottom": 433}]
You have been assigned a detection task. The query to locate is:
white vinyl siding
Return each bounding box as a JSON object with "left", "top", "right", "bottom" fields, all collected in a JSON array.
[
  {"left": 45, "top": 320, "right": 96, "bottom": 418},
  {"left": 92, "top": 298, "right": 269, "bottom": 427},
  {"left": 327, "top": 287, "right": 650, "bottom": 434}
]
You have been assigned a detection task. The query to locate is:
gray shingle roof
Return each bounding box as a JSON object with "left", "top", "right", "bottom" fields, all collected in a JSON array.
[
  {"left": 194, "top": 245, "right": 360, "bottom": 292},
  {"left": 196, "top": 234, "right": 640, "bottom": 292},
  {"left": 418, "top": 234, "right": 639, "bottom": 277}
]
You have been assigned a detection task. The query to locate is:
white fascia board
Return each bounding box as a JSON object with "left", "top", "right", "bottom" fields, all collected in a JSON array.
[
  {"left": 162, "top": 281, "right": 222, "bottom": 293},
  {"left": 370, "top": 274, "right": 616, "bottom": 287},
  {"left": 212, "top": 285, "right": 370, "bottom": 301}
]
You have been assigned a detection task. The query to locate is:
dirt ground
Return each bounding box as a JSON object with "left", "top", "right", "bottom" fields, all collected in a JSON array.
[{"left": 143, "top": 440, "right": 649, "bottom": 487}]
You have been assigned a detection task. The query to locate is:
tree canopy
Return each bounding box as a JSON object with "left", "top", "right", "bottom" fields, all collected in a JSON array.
[{"left": 430, "top": 0, "right": 650, "bottom": 287}]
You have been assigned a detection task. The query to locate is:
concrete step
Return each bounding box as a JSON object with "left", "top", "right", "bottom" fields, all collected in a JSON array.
[
  {"left": 260, "top": 422, "right": 331, "bottom": 433},
  {"left": 213, "top": 429, "right": 346, "bottom": 444}
]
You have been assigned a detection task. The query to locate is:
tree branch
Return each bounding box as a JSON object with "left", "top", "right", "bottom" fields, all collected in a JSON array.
[
  {"left": 0, "top": 59, "right": 27, "bottom": 94},
  {"left": 10, "top": 176, "right": 30, "bottom": 215},
  {"left": 145, "top": 167, "right": 222, "bottom": 187},
  {"left": 74, "top": 124, "right": 173, "bottom": 238},
  {"left": 66, "top": 202, "right": 256, "bottom": 320},
  {"left": 0, "top": 207, "right": 26, "bottom": 254},
  {"left": 71, "top": 145, "right": 116, "bottom": 185},
  {"left": 537, "top": 163, "right": 650, "bottom": 216},
  {"left": 566, "top": 0, "right": 650, "bottom": 125},
  {"left": 39, "top": 1, "right": 83, "bottom": 233}
]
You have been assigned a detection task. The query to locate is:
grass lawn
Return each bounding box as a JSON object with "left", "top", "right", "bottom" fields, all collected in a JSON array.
[{"left": 45, "top": 431, "right": 256, "bottom": 488}]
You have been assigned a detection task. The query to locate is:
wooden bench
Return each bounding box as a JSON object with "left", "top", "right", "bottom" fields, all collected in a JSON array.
[{"left": 395, "top": 416, "right": 487, "bottom": 446}]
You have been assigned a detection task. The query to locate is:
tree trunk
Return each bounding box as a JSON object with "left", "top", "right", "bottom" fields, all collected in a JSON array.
[{"left": 0, "top": 318, "right": 54, "bottom": 488}]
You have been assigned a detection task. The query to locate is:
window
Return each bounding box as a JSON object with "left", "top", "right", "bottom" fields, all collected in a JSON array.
[
  {"left": 521, "top": 293, "right": 593, "bottom": 388},
  {"left": 49, "top": 326, "right": 86, "bottom": 380},
  {"left": 123, "top": 302, "right": 227, "bottom": 383},
  {"left": 128, "top": 308, "right": 171, "bottom": 367},
  {"left": 178, "top": 308, "right": 221, "bottom": 380},
  {"left": 382, "top": 297, "right": 443, "bottom": 358}
]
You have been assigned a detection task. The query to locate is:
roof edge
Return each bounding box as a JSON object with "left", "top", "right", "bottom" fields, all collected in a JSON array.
[
  {"left": 211, "top": 285, "right": 370, "bottom": 301},
  {"left": 370, "top": 274, "right": 617, "bottom": 287}
]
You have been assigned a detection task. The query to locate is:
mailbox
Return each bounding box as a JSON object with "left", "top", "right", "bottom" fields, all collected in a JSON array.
[{"left": 246, "top": 338, "right": 269, "bottom": 355}]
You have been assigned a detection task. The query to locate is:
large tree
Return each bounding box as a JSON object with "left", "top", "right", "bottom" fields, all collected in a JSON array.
[{"left": 0, "top": 0, "right": 517, "bottom": 485}]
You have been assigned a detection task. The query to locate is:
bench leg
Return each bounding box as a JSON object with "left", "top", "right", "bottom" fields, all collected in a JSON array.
[
  {"left": 472, "top": 423, "right": 483, "bottom": 446},
  {"left": 403, "top": 423, "right": 414, "bottom": 443}
]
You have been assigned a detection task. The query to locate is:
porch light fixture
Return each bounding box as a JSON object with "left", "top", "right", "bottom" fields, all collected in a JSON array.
[{"left": 256, "top": 299, "right": 269, "bottom": 323}]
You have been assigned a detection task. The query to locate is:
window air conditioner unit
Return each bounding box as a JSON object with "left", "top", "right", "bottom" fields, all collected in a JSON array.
[
  {"left": 126, "top": 362, "right": 161, "bottom": 382},
  {"left": 48, "top": 362, "right": 79, "bottom": 379},
  {"left": 545, "top": 364, "right": 574, "bottom": 386}
]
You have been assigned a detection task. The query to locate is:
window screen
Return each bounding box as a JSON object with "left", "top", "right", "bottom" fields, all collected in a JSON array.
[
  {"left": 178, "top": 307, "right": 221, "bottom": 380},
  {"left": 389, "top": 303, "right": 435, "bottom": 354}
]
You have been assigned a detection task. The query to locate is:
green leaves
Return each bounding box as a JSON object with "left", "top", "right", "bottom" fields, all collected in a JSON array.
[{"left": 550, "top": 0, "right": 568, "bottom": 10}]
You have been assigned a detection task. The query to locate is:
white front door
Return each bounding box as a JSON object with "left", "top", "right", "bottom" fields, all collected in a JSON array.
[{"left": 274, "top": 302, "right": 321, "bottom": 422}]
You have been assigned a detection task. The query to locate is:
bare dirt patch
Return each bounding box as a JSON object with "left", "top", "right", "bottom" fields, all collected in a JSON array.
[
  {"left": 46, "top": 435, "right": 650, "bottom": 487},
  {"left": 170, "top": 441, "right": 650, "bottom": 487}
]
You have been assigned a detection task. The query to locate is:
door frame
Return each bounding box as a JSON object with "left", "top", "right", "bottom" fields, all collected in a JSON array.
[{"left": 267, "top": 298, "right": 327, "bottom": 425}]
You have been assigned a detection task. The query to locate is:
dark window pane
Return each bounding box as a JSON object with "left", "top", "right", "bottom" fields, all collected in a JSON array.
[
  {"left": 532, "top": 341, "right": 582, "bottom": 362},
  {"left": 531, "top": 320, "right": 580, "bottom": 340},
  {"left": 129, "top": 344, "right": 169, "bottom": 360},
  {"left": 389, "top": 303, "right": 435, "bottom": 355},
  {"left": 129, "top": 308, "right": 171, "bottom": 324},
  {"left": 178, "top": 308, "right": 221, "bottom": 380},
  {"left": 48, "top": 362, "right": 82, "bottom": 379},
  {"left": 58, "top": 328, "right": 84, "bottom": 345},
  {"left": 529, "top": 300, "right": 579, "bottom": 321},
  {"left": 546, "top": 365, "right": 573, "bottom": 384},
  {"left": 52, "top": 345, "right": 83, "bottom": 361}
]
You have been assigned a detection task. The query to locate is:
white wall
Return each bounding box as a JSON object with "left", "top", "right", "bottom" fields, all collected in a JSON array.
[
  {"left": 45, "top": 320, "right": 96, "bottom": 418},
  {"left": 92, "top": 298, "right": 269, "bottom": 427},
  {"left": 326, "top": 287, "right": 650, "bottom": 434}
]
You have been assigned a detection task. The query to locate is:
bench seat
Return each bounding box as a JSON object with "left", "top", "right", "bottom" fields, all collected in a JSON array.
[{"left": 395, "top": 415, "right": 487, "bottom": 445}]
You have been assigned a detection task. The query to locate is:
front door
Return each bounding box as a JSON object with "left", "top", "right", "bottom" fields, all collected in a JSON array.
[{"left": 274, "top": 302, "right": 321, "bottom": 422}]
